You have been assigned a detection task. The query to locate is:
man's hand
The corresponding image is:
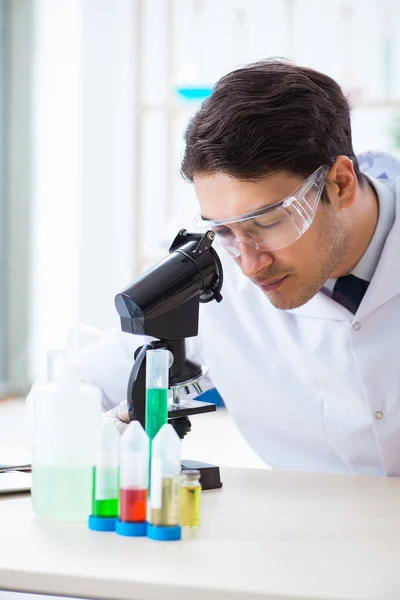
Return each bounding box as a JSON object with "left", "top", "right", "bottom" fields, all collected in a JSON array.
[
  {"left": 104, "top": 400, "right": 130, "bottom": 434},
  {"left": 104, "top": 400, "right": 192, "bottom": 439}
]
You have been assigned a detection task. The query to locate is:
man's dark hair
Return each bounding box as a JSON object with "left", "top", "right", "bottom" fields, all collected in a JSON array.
[{"left": 181, "top": 59, "right": 362, "bottom": 195}]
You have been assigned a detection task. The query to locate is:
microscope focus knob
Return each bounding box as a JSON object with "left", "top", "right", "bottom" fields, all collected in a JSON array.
[{"left": 169, "top": 416, "right": 191, "bottom": 439}]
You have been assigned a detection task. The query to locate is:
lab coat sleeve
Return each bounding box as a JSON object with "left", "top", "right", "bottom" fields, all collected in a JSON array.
[
  {"left": 80, "top": 324, "right": 215, "bottom": 409},
  {"left": 24, "top": 330, "right": 151, "bottom": 438},
  {"left": 77, "top": 326, "right": 213, "bottom": 409},
  {"left": 24, "top": 328, "right": 140, "bottom": 436},
  {"left": 76, "top": 329, "right": 149, "bottom": 411},
  {"left": 25, "top": 323, "right": 214, "bottom": 422}
]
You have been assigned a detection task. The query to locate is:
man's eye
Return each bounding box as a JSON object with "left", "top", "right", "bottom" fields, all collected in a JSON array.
[
  {"left": 214, "top": 227, "right": 231, "bottom": 238},
  {"left": 253, "top": 219, "right": 282, "bottom": 230}
]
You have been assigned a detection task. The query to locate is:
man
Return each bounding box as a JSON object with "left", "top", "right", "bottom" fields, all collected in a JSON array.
[{"left": 69, "top": 60, "right": 400, "bottom": 475}]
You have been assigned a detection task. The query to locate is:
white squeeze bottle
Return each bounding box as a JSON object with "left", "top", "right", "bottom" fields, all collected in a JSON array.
[{"left": 31, "top": 361, "right": 102, "bottom": 520}]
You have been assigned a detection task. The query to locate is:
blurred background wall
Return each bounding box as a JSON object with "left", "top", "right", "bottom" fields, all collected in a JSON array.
[{"left": 1, "top": 0, "right": 400, "bottom": 392}]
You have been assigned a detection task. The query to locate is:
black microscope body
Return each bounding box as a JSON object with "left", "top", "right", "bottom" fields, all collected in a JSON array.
[{"left": 114, "top": 230, "right": 224, "bottom": 490}]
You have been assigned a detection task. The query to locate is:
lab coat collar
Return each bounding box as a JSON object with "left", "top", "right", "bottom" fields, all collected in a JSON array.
[
  {"left": 287, "top": 177, "right": 400, "bottom": 322},
  {"left": 355, "top": 177, "right": 400, "bottom": 320},
  {"left": 287, "top": 288, "right": 353, "bottom": 321}
]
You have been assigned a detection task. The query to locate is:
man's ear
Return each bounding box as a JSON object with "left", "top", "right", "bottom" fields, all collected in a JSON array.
[{"left": 326, "top": 156, "right": 357, "bottom": 211}]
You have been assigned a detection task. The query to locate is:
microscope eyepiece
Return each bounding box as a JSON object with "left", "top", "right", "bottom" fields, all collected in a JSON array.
[{"left": 114, "top": 230, "right": 223, "bottom": 340}]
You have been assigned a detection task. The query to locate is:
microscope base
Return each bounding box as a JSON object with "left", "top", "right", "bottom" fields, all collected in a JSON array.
[{"left": 181, "top": 459, "right": 223, "bottom": 490}]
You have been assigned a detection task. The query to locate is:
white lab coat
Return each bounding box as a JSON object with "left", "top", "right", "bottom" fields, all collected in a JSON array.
[{"left": 76, "top": 171, "right": 400, "bottom": 477}]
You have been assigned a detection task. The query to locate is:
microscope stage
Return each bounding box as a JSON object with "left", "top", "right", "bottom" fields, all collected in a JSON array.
[{"left": 168, "top": 399, "right": 216, "bottom": 418}]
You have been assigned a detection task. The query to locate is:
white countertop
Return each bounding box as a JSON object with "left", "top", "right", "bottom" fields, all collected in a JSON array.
[{"left": 1, "top": 467, "right": 400, "bottom": 600}]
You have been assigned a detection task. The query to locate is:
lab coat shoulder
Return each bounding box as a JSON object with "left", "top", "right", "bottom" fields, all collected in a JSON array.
[{"left": 78, "top": 329, "right": 150, "bottom": 411}]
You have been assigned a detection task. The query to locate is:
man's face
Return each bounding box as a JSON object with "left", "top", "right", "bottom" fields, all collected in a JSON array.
[{"left": 194, "top": 170, "right": 349, "bottom": 310}]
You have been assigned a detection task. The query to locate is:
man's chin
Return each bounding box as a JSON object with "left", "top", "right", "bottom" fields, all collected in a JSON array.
[
  {"left": 261, "top": 288, "right": 312, "bottom": 311},
  {"left": 263, "top": 291, "right": 297, "bottom": 310}
]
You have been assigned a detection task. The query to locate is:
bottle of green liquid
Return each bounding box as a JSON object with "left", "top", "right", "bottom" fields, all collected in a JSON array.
[{"left": 31, "top": 364, "right": 102, "bottom": 521}]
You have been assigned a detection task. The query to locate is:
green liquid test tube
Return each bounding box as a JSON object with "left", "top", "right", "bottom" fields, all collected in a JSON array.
[
  {"left": 92, "top": 469, "right": 119, "bottom": 517},
  {"left": 88, "top": 419, "right": 120, "bottom": 531},
  {"left": 146, "top": 388, "right": 168, "bottom": 440},
  {"left": 146, "top": 349, "right": 169, "bottom": 443},
  {"left": 146, "top": 348, "right": 170, "bottom": 496}
]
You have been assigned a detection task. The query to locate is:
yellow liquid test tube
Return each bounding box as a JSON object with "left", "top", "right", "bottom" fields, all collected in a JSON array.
[
  {"left": 180, "top": 470, "right": 201, "bottom": 532},
  {"left": 147, "top": 424, "right": 181, "bottom": 541}
]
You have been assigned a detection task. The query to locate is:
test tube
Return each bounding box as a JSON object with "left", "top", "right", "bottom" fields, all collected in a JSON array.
[
  {"left": 115, "top": 420, "right": 149, "bottom": 537},
  {"left": 180, "top": 469, "right": 201, "bottom": 537},
  {"left": 147, "top": 423, "right": 181, "bottom": 541},
  {"left": 145, "top": 348, "right": 169, "bottom": 443},
  {"left": 88, "top": 419, "right": 120, "bottom": 532}
]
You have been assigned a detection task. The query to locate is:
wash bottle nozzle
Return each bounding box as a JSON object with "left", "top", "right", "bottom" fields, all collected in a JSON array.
[
  {"left": 116, "top": 420, "right": 149, "bottom": 537},
  {"left": 88, "top": 419, "right": 120, "bottom": 532}
]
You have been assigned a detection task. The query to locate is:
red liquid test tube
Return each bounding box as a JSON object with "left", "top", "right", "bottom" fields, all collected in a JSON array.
[
  {"left": 120, "top": 488, "right": 147, "bottom": 522},
  {"left": 115, "top": 421, "right": 149, "bottom": 537}
]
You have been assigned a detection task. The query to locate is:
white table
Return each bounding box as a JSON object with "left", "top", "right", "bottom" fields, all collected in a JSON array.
[{"left": 1, "top": 467, "right": 400, "bottom": 600}]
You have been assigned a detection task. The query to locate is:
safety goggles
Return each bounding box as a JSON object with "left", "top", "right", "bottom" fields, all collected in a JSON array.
[{"left": 193, "top": 165, "right": 329, "bottom": 257}]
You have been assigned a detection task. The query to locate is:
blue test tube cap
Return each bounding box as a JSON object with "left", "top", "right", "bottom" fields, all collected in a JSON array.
[
  {"left": 147, "top": 524, "right": 181, "bottom": 541},
  {"left": 88, "top": 515, "right": 117, "bottom": 532},
  {"left": 115, "top": 519, "right": 147, "bottom": 537}
]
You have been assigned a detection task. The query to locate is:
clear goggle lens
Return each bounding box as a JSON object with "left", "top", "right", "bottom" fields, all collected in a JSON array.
[{"left": 193, "top": 165, "right": 329, "bottom": 257}]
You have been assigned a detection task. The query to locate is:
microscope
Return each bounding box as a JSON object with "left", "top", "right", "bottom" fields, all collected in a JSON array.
[{"left": 114, "top": 230, "right": 224, "bottom": 490}]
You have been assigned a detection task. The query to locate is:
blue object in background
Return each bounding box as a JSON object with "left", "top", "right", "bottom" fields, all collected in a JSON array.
[
  {"left": 175, "top": 87, "right": 213, "bottom": 101},
  {"left": 196, "top": 387, "right": 225, "bottom": 408}
]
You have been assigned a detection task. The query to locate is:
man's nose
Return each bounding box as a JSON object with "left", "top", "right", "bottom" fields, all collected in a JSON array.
[{"left": 237, "top": 241, "right": 274, "bottom": 277}]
